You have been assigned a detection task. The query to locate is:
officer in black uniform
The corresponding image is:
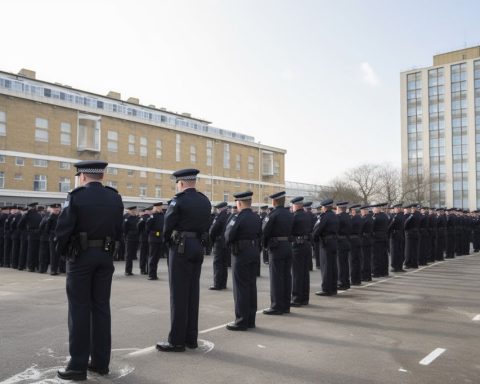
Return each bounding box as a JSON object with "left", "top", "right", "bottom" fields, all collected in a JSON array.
[
  {"left": 262, "top": 191, "right": 293, "bottom": 315},
  {"left": 146, "top": 202, "right": 164, "bottom": 280},
  {"left": 259, "top": 205, "right": 269, "bottom": 264},
  {"left": 156, "top": 168, "right": 211, "bottom": 352},
  {"left": 418, "top": 206, "right": 429, "bottom": 266},
  {"left": 303, "top": 201, "right": 316, "bottom": 271},
  {"left": 372, "top": 203, "right": 389, "bottom": 277},
  {"left": 226, "top": 205, "right": 238, "bottom": 269},
  {"left": 55, "top": 160, "right": 123, "bottom": 381},
  {"left": 4, "top": 206, "right": 17, "bottom": 268},
  {"left": 336, "top": 201, "right": 351, "bottom": 289},
  {"left": 436, "top": 207, "right": 447, "bottom": 260},
  {"left": 209, "top": 201, "right": 229, "bottom": 290},
  {"left": 137, "top": 207, "right": 152, "bottom": 275},
  {"left": 404, "top": 204, "right": 420, "bottom": 268},
  {"left": 388, "top": 203, "right": 405, "bottom": 272},
  {"left": 123, "top": 206, "right": 139, "bottom": 276},
  {"left": 313, "top": 199, "right": 339, "bottom": 296},
  {"left": 349, "top": 204, "right": 363, "bottom": 285},
  {"left": 360, "top": 205, "right": 373, "bottom": 281},
  {"left": 20, "top": 202, "right": 43, "bottom": 272},
  {"left": 11, "top": 206, "right": 24, "bottom": 270},
  {"left": 47, "top": 203, "right": 62, "bottom": 275},
  {"left": 290, "top": 196, "right": 311, "bottom": 306},
  {"left": 0, "top": 206, "right": 9, "bottom": 267},
  {"left": 38, "top": 205, "right": 50, "bottom": 273},
  {"left": 428, "top": 207, "right": 438, "bottom": 263},
  {"left": 224, "top": 191, "right": 262, "bottom": 330}
]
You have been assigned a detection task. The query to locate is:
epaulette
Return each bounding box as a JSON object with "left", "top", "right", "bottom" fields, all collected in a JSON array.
[
  {"left": 105, "top": 185, "right": 118, "bottom": 193},
  {"left": 197, "top": 191, "right": 209, "bottom": 199},
  {"left": 174, "top": 191, "right": 185, "bottom": 198},
  {"left": 69, "top": 186, "right": 85, "bottom": 195}
]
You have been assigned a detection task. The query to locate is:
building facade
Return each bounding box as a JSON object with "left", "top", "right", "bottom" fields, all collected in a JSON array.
[
  {"left": 401, "top": 46, "right": 480, "bottom": 210},
  {"left": 0, "top": 69, "right": 286, "bottom": 206}
]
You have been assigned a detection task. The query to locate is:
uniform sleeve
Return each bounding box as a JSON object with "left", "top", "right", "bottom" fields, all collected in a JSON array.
[
  {"left": 163, "top": 200, "right": 180, "bottom": 242},
  {"left": 261, "top": 212, "right": 274, "bottom": 244},
  {"left": 54, "top": 194, "right": 77, "bottom": 255},
  {"left": 224, "top": 214, "right": 239, "bottom": 244}
]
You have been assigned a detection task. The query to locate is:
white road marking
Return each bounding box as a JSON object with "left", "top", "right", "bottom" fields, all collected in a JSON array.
[
  {"left": 472, "top": 314, "right": 480, "bottom": 321},
  {"left": 127, "top": 346, "right": 156, "bottom": 357},
  {"left": 419, "top": 348, "right": 446, "bottom": 365},
  {"left": 199, "top": 323, "right": 229, "bottom": 334},
  {"left": 198, "top": 339, "right": 215, "bottom": 353},
  {"left": 398, "top": 368, "right": 408, "bottom": 372},
  {"left": 257, "top": 344, "right": 266, "bottom": 349}
]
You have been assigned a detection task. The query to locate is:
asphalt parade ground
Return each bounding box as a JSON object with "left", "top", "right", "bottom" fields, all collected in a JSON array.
[{"left": 1, "top": 253, "right": 480, "bottom": 384}]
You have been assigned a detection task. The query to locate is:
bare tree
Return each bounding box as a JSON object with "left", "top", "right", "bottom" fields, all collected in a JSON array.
[
  {"left": 345, "top": 163, "right": 380, "bottom": 204},
  {"left": 401, "top": 170, "right": 432, "bottom": 205},
  {"left": 375, "top": 164, "right": 402, "bottom": 205},
  {"left": 328, "top": 177, "right": 362, "bottom": 202}
]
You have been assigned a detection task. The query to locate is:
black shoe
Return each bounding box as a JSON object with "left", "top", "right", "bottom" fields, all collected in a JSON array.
[
  {"left": 337, "top": 285, "right": 350, "bottom": 290},
  {"left": 226, "top": 322, "right": 248, "bottom": 331},
  {"left": 263, "top": 308, "right": 283, "bottom": 315},
  {"left": 300, "top": 301, "right": 309, "bottom": 305},
  {"left": 372, "top": 274, "right": 382, "bottom": 278},
  {"left": 351, "top": 282, "right": 362, "bottom": 286},
  {"left": 315, "top": 291, "right": 336, "bottom": 296},
  {"left": 156, "top": 342, "right": 185, "bottom": 352},
  {"left": 290, "top": 302, "right": 302, "bottom": 307},
  {"left": 248, "top": 323, "right": 256, "bottom": 329},
  {"left": 50, "top": 272, "right": 59, "bottom": 276},
  {"left": 87, "top": 364, "right": 109, "bottom": 375},
  {"left": 141, "top": 271, "right": 148, "bottom": 275},
  {"left": 186, "top": 341, "right": 198, "bottom": 349},
  {"left": 125, "top": 272, "right": 134, "bottom": 276},
  {"left": 209, "top": 286, "right": 222, "bottom": 290},
  {"left": 57, "top": 368, "right": 87, "bottom": 381},
  {"left": 148, "top": 276, "right": 158, "bottom": 280}
]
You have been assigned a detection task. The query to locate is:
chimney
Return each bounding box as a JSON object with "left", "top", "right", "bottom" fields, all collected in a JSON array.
[
  {"left": 127, "top": 97, "right": 140, "bottom": 105},
  {"left": 107, "top": 91, "right": 121, "bottom": 100},
  {"left": 18, "top": 68, "right": 36, "bottom": 79}
]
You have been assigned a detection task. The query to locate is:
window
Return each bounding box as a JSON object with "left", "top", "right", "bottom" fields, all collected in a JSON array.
[
  {"left": 128, "top": 135, "right": 135, "bottom": 154},
  {"left": 0, "top": 172, "right": 4, "bottom": 188},
  {"left": 274, "top": 161, "right": 280, "bottom": 176},
  {"left": 126, "top": 183, "right": 133, "bottom": 190},
  {"left": 140, "top": 170, "right": 147, "bottom": 178},
  {"left": 106, "top": 181, "right": 118, "bottom": 189},
  {"left": 60, "top": 122, "right": 71, "bottom": 145},
  {"left": 156, "top": 139, "right": 162, "bottom": 159},
  {"left": 59, "top": 162, "right": 71, "bottom": 170},
  {"left": 77, "top": 114, "right": 100, "bottom": 151},
  {"left": 140, "top": 137, "right": 147, "bottom": 157},
  {"left": 155, "top": 185, "right": 162, "bottom": 198},
  {"left": 107, "top": 130, "right": 118, "bottom": 152},
  {"left": 176, "top": 134, "right": 181, "bottom": 162},
  {"left": 190, "top": 145, "right": 197, "bottom": 163},
  {"left": 236, "top": 154, "right": 241, "bottom": 171},
  {"left": 223, "top": 192, "right": 229, "bottom": 202},
  {"left": 127, "top": 169, "right": 135, "bottom": 177},
  {"left": 139, "top": 184, "right": 147, "bottom": 197},
  {"left": 106, "top": 167, "right": 118, "bottom": 175},
  {"left": 15, "top": 157, "right": 24, "bottom": 166},
  {"left": 223, "top": 144, "right": 230, "bottom": 169},
  {"left": 59, "top": 177, "right": 71, "bottom": 192},
  {"left": 14, "top": 173, "right": 22, "bottom": 180},
  {"left": 34, "top": 175, "right": 47, "bottom": 191},
  {"left": 206, "top": 140, "right": 213, "bottom": 166},
  {"left": 205, "top": 178, "right": 212, "bottom": 185},
  {"left": 0, "top": 111, "right": 6, "bottom": 136},
  {"left": 35, "top": 118, "right": 49, "bottom": 142},
  {"left": 0, "top": 154, "right": 5, "bottom": 163},
  {"left": 248, "top": 155, "right": 254, "bottom": 173},
  {"left": 262, "top": 151, "right": 274, "bottom": 176},
  {"left": 155, "top": 173, "right": 162, "bottom": 180},
  {"left": 33, "top": 159, "right": 48, "bottom": 167}
]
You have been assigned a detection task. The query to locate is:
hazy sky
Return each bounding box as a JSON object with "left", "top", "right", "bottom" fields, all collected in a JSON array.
[{"left": 2, "top": 0, "right": 480, "bottom": 185}]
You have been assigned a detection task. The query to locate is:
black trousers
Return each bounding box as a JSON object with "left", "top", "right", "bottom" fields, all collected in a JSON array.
[
  {"left": 314, "top": 242, "right": 320, "bottom": 268},
  {"left": 291, "top": 242, "right": 310, "bottom": 304},
  {"left": 349, "top": 237, "right": 362, "bottom": 284},
  {"left": 372, "top": 237, "right": 388, "bottom": 277},
  {"left": 139, "top": 238, "right": 149, "bottom": 273},
  {"left": 418, "top": 233, "right": 429, "bottom": 265},
  {"left": 125, "top": 239, "right": 139, "bottom": 273},
  {"left": 3, "top": 236, "right": 11, "bottom": 267},
  {"left": 50, "top": 238, "right": 61, "bottom": 273},
  {"left": 445, "top": 233, "right": 455, "bottom": 258},
  {"left": 232, "top": 249, "right": 257, "bottom": 328},
  {"left": 168, "top": 238, "right": 203, "bottom": 346},
  {"left": 0, "top": 237, "right": 4, "bottom": 267},
  {"left": 148, "top": 240, "right": 163, "bottom": 278},
  {"left": 436, "top": 235, "right": 446, "bottom": 260},
  {"left": 12, "top": 237, "right": 22, "bottom": 269},
  {"left": 389, "top": 234, "right": 404, "bottom": 271},
  {"left": 404, "top": 235, "right": 418, "bottom": 268},
  {"left": 337, "top": 238, "right": 351, "bottom": 287},
  {"left": 268, "top": 242, "right": 292, "bottom": 312},
  {"left": 429, "top": 235, "right": 437, "bottom": 262},
  {"left": 361, "top": 241, "right": 372, "bottom": 281},
  {"left": 115, "top": 237, "right": 125, "bottom": 261},
  {"left": 319, "top": 239, "right": 338, "bottom": 294},
  {"left": 66, "top": 249, "right": 114, "bottom": 371},
  {"left": 38, "top": 239, "right": 50, "bottom": 273},
  {"left": 212, "top": 242, "right": 228, "bottom": 289},
  {"left": 27, "top": 235, "right": 40, "bottom": 271}
]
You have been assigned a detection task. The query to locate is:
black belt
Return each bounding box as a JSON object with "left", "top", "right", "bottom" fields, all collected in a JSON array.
[
  {"left": 88, "top": 239, "right": 106, "bottom": 248},
  {"left": 179, "top": 231, "right": 199, "bottom": 238},
  {"left": 337, "top": 235, "right": 349, "bottom": 239},
  {"left": 322, "top": 235, "right": 337, "bottom": 240},
  {"left": 271, "top": 236, "right": 290, "bottom": 241},
  {"left": 236, "top": 239, "right": 258, "bottom": 247},
  {"left": 350, "top": 234, "right": 360, "bottom": 239},
  {"left": 292, "top": 235, "right": 310, "bottom": 240}
]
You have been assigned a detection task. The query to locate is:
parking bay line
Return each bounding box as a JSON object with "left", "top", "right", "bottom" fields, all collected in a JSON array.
[
  {"left": 419, "top": 348, "right": 446, "bottom": 365},
  {"left": 473, "top": 314, "right": 480, "bottom": 321}
]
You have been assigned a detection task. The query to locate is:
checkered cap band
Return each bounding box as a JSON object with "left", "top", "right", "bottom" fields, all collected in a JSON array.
[{"left": 78, "top": 168, "right": 105, "bottom": 174}]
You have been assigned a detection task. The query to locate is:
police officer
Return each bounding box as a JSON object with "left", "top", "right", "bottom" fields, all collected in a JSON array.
[
  {"left": 436, "top": 207, "right": 447, "bottom": 260},
  {"left": 313, "top": 199, "right": 339, "bottom": 296},
  {"left": 209, "top": 201, "right": 229, "bottom": 290},
  {"left": 388, "top": 203, "right": 405, "bottom": 272},
  {"left": 123, "top": 206, "right": 139, "bottom": 276},
  {"left": 146, "top": 202, "right": 164, "bottom": 280},
  {"left": 0, "top": 206, "right": 10, "bottom": 267},
  {"left": 290, "top": 196, "right": 311, "bottom": 306},
  {"left": 336, "top": 201, "right": 351, "bottom": 289},
  {"left": 11, "top": 206, "right": 24, "bottom": 270},
  {"left": 19, "top": 202, "right": 42, "bottom": 272},
  {"left": 418, "top": 206, "right": 430, "bottom": 266},
  {"left": 137, "top": 207, "right": 152, "bottom": 275},
  {"left": 371, "top": 203, "right": 389, "bottom": 277},
  {"left": 349, "top": 204, "right": 363, "bottom": 285},
  {"left": 360, "top": 205, "right": 373, "bottom": 281},
  {"left": 262, "top": 191, "right": 293, "bottom": 315},
  {"left": 226, "top": 205, "right": 238, "bottom": 270},
  {"left": 38, "top": 205, "right": 50, "bottom": 273},
  {"left": 404, "top": 204, "right": 420, "bottom": 269},
  {"left": 47, "top": 203, "right": 62, "bottom": 275},
  {"left": 224, "top": 191, "right": 262, "bottom": 330},
  {"left": 55, "top": 160, "right": 123, "bottom": 381},
  {"left": 303, "top": 201, "right": 316, "bottom": 271},
  {"left": 156, "top": 168, "right": 211, "bottom": 352}
]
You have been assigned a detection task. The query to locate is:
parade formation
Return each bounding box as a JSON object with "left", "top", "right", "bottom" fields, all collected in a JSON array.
[{"left": 0, "top": 165, "right": 480, "bottom": 380}]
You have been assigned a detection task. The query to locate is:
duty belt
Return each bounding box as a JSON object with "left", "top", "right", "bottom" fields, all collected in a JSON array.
[
  {"left": 270, "top": 236, "right": 290, "bottom": 241},
  {"left": 350, "top": 234, "right": 360, "bottom": 239},
  {"left": 337, "top": 235, "right": 349, "bottom": 239},
  {"left": 322, "top": 235, "right": 337, "bottom": 240},
  {"left": 236, "top": 239, "right": 258, "bottom": 247},
  {"left": 87, "top": 239, "right": 107, "bottom": 248},
  {"left": 179, "top": 231, "right": 199, "bottom": 238}
]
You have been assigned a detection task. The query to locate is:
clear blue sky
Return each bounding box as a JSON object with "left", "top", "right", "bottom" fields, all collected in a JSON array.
[{"left": 2, "top": 0, "right": 480, "bottom": 184}]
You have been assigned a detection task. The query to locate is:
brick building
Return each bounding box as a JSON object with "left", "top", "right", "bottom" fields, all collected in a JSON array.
[{"left": 0, "top": 68, "right": 286, "bottom": 206}]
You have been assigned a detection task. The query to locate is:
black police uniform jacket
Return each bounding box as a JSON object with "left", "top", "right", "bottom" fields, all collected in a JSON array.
[
  {"left": 262, "top": 206, "right": 293, "bottom": 249},
  {"left": 146, "top": 212, "right": 164, "bottom": 243}
]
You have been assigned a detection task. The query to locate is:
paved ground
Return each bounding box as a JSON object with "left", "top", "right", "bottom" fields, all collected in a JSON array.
[{"left": 1, "top": 253, "right": 480, "bottom": 384}]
